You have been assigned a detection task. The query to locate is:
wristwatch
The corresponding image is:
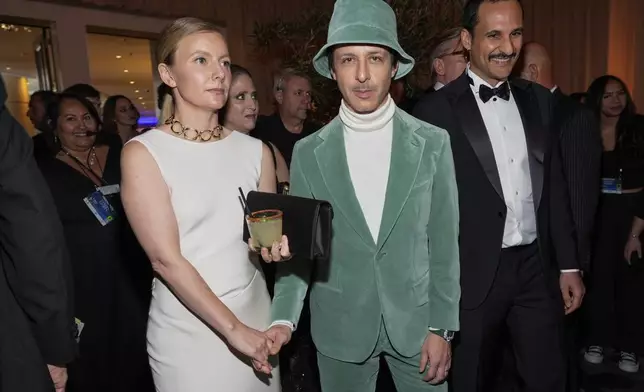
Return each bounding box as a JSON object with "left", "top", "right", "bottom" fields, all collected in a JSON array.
[{"left": 430, "top": 328, "right": 455, "bottom": 342}]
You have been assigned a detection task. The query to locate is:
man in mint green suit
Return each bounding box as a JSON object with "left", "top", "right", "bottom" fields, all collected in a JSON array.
[{"left": 265, "top": 1, "right": 461, "bottom": 390}]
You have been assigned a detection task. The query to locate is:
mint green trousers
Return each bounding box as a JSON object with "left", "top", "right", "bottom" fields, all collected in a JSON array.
[{"left": 316, "top": 320, "right": 448, "bottom": 392}]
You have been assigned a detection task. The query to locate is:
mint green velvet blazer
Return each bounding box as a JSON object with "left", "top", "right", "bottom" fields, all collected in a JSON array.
[{"left": 271, "top": 108, "right": 461, "bottom": 362}]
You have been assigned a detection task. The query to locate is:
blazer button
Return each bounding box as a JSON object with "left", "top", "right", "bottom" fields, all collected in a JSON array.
[{"left": 498, "top": 211, "right": 504, "bottom": 219}]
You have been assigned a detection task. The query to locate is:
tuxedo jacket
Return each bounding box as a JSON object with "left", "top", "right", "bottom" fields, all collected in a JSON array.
[
  {"left": 0, "top": 77, "right": 76, "bottom": 391},
  {"left": 271, "top": 107, "right": 461, "bottom": 362},
  {"left": 413, "top": 72, "right": 578, "bottom": 309}
]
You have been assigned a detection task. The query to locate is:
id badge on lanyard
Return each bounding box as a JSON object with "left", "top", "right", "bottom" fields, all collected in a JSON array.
[
  {"left": 83, "top": 185, "right": 119, "bottom": 226},
  {"left": 601, "top": 177, "right": 622, "bottom": 194}
]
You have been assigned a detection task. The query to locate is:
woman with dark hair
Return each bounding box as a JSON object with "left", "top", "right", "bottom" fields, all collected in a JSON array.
[
  {"left": 36, "top": 93, "right": 153, "bottom": 391},
  {"left": 584, "top": 75, "right": 644, "bottom": 373},
  {"left": 102, "top": 95, "right": 141, "bottom": 144}
]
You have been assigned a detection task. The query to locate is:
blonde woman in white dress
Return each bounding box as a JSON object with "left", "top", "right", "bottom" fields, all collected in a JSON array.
[{"left": 121, "top": 17, "right": 290, "bottom": 392}]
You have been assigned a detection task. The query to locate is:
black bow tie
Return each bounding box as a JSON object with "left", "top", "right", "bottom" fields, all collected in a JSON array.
[{"left": 478, "top": 82, "right": 510, "bottom": 103}]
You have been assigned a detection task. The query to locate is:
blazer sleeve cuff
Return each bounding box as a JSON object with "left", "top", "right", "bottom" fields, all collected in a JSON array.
[
  {"left": 32, "top": 320, "right": 77, "bottom": 365},
  {"left": 270, "top": 320, "right": 295, "bottom": 331}
]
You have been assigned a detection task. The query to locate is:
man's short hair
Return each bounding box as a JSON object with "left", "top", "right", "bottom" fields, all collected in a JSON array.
[
  {"left": 462, "top": 0, "right": 523, "bottom": 35},
  {"left": 63, "top": 83, "right": 100, "bottom": 100},
  {"left": 30, "top": 90, "right": 57, "bottom": 105},
  {"left": 429, "top": 28, "right": 463, "bottom": 82},
  {"left": 273, "top": 68, "right": 310, "bottom": 94}
]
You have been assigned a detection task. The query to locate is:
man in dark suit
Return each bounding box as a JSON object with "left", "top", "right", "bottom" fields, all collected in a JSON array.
[
  {"left": 518, "top": 42, "right": 601, "bottom": 271},
  {"left": 0, "top": 76, "right": 76, "bottom": 391},
  {"left": 518, "top": 41, "right": 602, "bottom": 392},
  {"left": 413, "top": 1, "right": 585, "bottom": 391}
]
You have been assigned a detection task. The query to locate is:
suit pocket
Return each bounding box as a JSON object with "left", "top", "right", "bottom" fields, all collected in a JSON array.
[{"left": 412, "top": 269, "right": 430, "bottom": 306}]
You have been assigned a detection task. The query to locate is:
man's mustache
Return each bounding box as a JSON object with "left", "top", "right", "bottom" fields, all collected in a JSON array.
[{"left": 489, "top": 52, "right": 516, "bottom": 61}]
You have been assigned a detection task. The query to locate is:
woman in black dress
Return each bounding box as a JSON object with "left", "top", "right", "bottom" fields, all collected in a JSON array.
[
  {"left": 35, "top": 93, "right": 153, "bottom": 391},
  {"left": 583, "top": 76, "right": 644, "bottom": 373}
]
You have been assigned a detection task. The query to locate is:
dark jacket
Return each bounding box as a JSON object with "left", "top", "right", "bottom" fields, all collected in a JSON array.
[{"left": 0, "top": 76, "right": 76, "bottom": 392}]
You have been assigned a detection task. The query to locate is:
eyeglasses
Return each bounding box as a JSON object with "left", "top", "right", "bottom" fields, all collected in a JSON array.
[{"left": 438, "top": 50, "right": 469, "bottom": 62}]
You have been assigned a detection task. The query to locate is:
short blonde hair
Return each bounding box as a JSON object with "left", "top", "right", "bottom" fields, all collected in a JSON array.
[{"left": 156, "top": 17, "right": 223, "bottom": 66}]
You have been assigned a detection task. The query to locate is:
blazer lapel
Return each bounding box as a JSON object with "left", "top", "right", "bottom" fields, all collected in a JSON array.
[
  {"left": 511, "top": 82, "right": 545, "bottom": 211},
  {"left": 450, "top": 75, "right": 504, "bottom": 200},
  {"left": 376, "top": 113, "right": 423, "bottom": 250},
  {"left": 314, "top": 120, "right": 376, "bottom": 249}
]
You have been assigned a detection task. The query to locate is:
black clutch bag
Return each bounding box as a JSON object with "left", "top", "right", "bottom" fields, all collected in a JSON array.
[{"left": 242, "top": 191, "right": 333, "bottom": 261}]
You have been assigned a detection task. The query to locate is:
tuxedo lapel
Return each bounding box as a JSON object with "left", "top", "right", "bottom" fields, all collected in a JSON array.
[
  {"left": 314, "top": 120, "right": 376, "bottom": 249},
  {"left": 376, "top": 113, "right": 423, "bottom": 250},
  {"left": 450, "top": 75, "right": 504, "bottom": 200},
  {"left": 511, "top": 82, "right": 545, "bottom": 211}
]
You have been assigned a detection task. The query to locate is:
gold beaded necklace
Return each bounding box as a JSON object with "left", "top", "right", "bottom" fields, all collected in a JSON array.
[{"left": 164, "top": 115, "right": 223, "bottom": 142}]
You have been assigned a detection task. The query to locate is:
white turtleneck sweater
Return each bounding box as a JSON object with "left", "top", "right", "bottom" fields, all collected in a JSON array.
[{"left": 340, "top": 95, "right": 396, "bottom": 242}]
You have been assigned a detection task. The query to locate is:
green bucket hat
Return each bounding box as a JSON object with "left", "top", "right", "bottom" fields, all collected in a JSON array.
[{"left": 312, "top": 0, "right": 415, "bottom": 80}]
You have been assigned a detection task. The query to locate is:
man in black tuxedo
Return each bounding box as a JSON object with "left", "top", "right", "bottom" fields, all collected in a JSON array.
[
  {"left": 413, "top": 1, "right": 585, "bottom": 391},
  {"left": 518, "top": 41, "right": 602, "bottom": 392},
  {"left": 0, "top": 76, "right": 76, "bottom": 391}
]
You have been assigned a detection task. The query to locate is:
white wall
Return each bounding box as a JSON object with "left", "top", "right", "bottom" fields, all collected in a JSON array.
[{"left": 0, "top": 0, "right": 173, "bottom": 89}]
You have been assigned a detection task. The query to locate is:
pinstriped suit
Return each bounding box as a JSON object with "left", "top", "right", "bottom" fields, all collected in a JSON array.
[{"left": 552, "top": 87, "right": 602, "bottom": 272}]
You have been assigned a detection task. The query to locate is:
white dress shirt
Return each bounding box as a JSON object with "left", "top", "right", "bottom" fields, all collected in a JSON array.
[
  {"left": 434, "top": 81, "right": 445, "bottom": 91},
  {"left": 468, "top": 68, "right": 537, "bottom": 248}
]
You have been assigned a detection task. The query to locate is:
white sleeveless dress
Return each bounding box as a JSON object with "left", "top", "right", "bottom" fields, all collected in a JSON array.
[{"left": 129, "top": 130, "right": 280, "bottom": 392}]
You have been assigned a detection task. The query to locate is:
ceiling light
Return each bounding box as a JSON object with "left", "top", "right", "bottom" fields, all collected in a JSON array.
[
  {"left": 123, "top": 69, "right": 129, "bottom": 73},
  {"left": 5, "top": 67, "right": 10, "bottom": 71},
  {"left": 138, "top": 97, "right": 143, "bottom": 100},
  {"left": 116, "top": 55, "right": 122, "bottom": 59},
  {"left": 134, "top": 90, "right": 139, "bottom": 93},
  {"left": 129, "top": 81, "right": 135, "bottom": 84},
  {"left": 0, "top": 24, "right": 18, "bottom": 32}
]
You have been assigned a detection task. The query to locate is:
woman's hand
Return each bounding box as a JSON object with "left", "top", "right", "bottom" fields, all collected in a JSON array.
[
  {"left": 249, "top": 235, "right": 292, "bottom": 263},
  {"left": 624, "top": 235, "right": 641, "bottom": 265},
  {"left": 225, "top": 323, "right": 274, "bottom": 374}
]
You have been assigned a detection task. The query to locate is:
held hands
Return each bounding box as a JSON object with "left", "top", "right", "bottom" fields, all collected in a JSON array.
[
  {"left": 560, "top": 272, "right": 585, "bottom": 315},
  {"left": 248, "top": 235, "right": 292, "bottom": 263},
  {"left": 47, "top": 364, "right": 68, "bottom": 392},
  {"left": 419, "top": 332, "right": 452, "bottom": 384},
  {"left": 225, "top": 323, "right": 275, "bottom": 375},
  {"left": 265, "top": 324, "right": 293, "bottom": 356}
]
